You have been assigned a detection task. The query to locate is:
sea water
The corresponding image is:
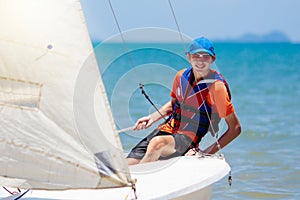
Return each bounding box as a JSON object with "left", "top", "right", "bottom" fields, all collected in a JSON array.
[{"left": 93, "top": 42, "right": 300, "bottom": 200}]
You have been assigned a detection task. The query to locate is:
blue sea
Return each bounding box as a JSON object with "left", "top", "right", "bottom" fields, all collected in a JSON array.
[{"left": 93, "top": 42, "right": 300, "bottom": 200}]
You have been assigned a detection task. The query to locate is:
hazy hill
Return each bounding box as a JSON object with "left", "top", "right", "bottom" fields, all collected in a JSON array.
[{"left": 217, "top": 31, "right": 291, "bottom": 43}]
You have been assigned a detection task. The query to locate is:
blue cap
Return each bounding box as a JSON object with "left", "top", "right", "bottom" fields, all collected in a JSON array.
[{"left": 187, "top": 37, "right": 215, "bottom": 56}]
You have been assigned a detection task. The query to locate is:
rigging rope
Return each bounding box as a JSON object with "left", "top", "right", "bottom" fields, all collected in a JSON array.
[
  {"left": 167, "top": 0, "right": 187, "bottom": 53},
  {"left": 167, "top": 0, "right": 222, "bottom": 153},
  {"left": 107, "top": 0, "right": 139, "bottom": 84},
  {"left": 2, "top": 187, "right": 30, "bottom": 199},
  {"left": 107, "top": 0, "right": 167, "bottom": 123}
]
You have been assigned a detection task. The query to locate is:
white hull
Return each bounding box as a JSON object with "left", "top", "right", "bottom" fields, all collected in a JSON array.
[{"left": 0, "top": 156, "right": 230, "bottom": 200}]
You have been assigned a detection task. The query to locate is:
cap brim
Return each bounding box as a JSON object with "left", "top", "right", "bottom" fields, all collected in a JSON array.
[{"left": 189, "top": 48, "right": 214, "bottom": 56}]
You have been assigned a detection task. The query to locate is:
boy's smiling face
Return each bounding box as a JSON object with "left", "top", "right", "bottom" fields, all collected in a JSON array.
[{"left": 188, "top": 52, "right": 214, "bottom": 78}]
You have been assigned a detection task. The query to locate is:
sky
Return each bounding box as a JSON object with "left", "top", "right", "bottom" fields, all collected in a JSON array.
[{"left": 81, "top": 0, "right": 300, "bottom": 43}]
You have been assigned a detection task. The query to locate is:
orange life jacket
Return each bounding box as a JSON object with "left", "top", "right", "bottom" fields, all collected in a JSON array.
[{"left": 167, "top": 67, "right": 231, "bottom": 146}]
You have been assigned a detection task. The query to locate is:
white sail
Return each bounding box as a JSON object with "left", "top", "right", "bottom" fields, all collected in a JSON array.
[{"left": 0, "top": 0, "right": 132, "bottom": 190}]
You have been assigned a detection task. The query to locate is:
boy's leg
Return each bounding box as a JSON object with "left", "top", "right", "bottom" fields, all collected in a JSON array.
[
  {"left": 139, "top": 135, "right": 176, "bottom": 164},
  {"left": 126, "top": 129, "right": 161, "bottom": 165}
]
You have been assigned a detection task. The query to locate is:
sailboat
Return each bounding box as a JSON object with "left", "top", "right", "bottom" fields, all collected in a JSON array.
[{"left": 0, "top": 0, "right": 231, "bottom": 199}]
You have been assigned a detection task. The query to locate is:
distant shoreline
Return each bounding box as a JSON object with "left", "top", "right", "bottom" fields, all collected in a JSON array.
[
  {"left": 91, "top": 31, "right": 296, "bottom": 45},
  {"left": 92, "top": 40, "right": 297, "bottom": 47}
]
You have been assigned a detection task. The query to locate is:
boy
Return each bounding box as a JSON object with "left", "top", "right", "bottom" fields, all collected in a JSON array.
[{"left": 127, "top": 37, "right": 241, "bottom": 165}]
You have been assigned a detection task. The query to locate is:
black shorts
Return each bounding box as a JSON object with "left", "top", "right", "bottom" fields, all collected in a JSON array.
[{"left": 127, "top": 129, "right": 192, "bottom": 160}]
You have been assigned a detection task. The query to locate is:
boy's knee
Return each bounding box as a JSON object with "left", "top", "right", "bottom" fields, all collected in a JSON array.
[
  {"left": 148, "top": 136, "right": 173, "bottom": 152},
  {"left": 148, "top": 137, "right": 166, "bottom": 151}
]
